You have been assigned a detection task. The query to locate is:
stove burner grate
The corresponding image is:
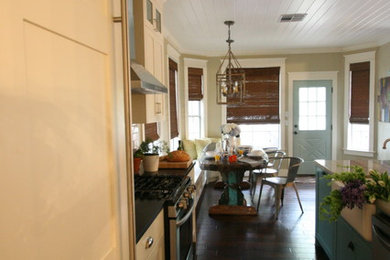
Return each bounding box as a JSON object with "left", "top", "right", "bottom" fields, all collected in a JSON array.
[{"left": 134, "top": 175, "right": 186, "bottom": 201}]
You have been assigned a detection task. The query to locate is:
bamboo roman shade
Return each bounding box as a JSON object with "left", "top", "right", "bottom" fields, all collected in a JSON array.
[
  {"left": 144, "top": 122, "right": 159, "bottom": 141},
  {"left": 169, "top": 59, "right": 179, "bottom": 138},
  {"left": 350, "top": 61, "right": 370, "bottom": 124},
  {"left": 227, "top": 67, "right": 280, "bottom": 124},
  {"left": 188, "top": 67, "right": 203, "bottom": 101}
]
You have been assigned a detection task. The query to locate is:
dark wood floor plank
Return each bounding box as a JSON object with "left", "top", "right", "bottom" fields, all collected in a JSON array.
[{"left": 195, "top": 177, "right": 329, "bottom": 260}]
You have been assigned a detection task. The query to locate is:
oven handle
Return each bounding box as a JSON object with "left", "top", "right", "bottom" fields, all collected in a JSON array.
[
  {"left": 176, "top": 202, "right": 195, "bottom": 227},
  {"left": 373, "top": 223, "right": 390, "bottom": 249}
]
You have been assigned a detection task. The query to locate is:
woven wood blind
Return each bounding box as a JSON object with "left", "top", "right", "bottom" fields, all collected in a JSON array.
[
  {"left": 350, "top": 61, "right": 370, "bottom": 124},
  {"left": 144, "top": 122, "right": 159, "bottom": 141},
  {"left": 169, "top": 59, "right": 179, "bottom": 138},
  {"left": 188, "top": 67, "right": 203, "bottom": 101},
  {"left": 227, "top": 67, "right": 280, "bottom": 124}
]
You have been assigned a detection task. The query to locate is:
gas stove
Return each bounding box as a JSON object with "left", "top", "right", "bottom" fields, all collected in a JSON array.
[{"left": 134, "top": 174, "right": 196, "bottom": 260}]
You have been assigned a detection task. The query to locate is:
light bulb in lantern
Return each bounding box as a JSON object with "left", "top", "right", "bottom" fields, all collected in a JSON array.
[{"left": 233, "top": 81, "right": 239, "bottom": 93}]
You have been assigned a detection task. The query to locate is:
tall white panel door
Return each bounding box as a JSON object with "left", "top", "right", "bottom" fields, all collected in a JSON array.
[{"left": 0, "top": 0, "right": 130, "bottom": 259}]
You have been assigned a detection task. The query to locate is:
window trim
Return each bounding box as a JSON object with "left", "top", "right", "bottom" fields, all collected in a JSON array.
[
  {"left": 184, "top": 58, "right": 208, "bottom": 139},
  {"left": 343, "top": 51, "right": 376, "bottom": 157},
  {"left": 221, "top": 58, "right": 286, "bottom": 149},
  {"left": 288, "top": 71, "right": 338, "bottom": 160}
]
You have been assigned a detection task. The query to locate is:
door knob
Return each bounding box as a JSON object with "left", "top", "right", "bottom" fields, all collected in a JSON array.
[{"left": 294, "top": 131, "right": 298, "bottom": 135}]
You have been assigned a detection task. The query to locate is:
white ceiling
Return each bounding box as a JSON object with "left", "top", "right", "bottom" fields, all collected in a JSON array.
[{"left": 163, "top": 0, "right": 390, "bottom": 56}]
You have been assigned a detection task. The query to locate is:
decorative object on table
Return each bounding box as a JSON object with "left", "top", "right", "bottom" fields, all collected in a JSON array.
[
  {"left": 379, "top": 77, "right": 390, "bottom": 122},
  {"left": 216, "top": 21, "right": 246, "bottom": 105},
  {"left": 221, "top": 123, "right": 240, "bottom": 154},
  {"left": 237, "top": 145, "right": 252, "bottom": 155},
  {"left": 320, "top": 166, "right": 390, "bottom": 222},
  {"left": 247, "top": 149, "right": 268, "bottom": 161},
  {"left": 138, "top": 138, "right": 169, "bottom": 172}
]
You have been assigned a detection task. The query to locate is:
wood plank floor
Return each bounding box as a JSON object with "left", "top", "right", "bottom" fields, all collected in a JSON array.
[{"left": 195, "top": 177, "right": 329, "bottom": 260}]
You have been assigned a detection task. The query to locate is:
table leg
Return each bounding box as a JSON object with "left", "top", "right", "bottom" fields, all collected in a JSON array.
[
  {"left": 219, "top": 170, "right": 245, "bottom": 206},
  {"left": 209, "top": 169, "right": 257, "bottom": 215}
]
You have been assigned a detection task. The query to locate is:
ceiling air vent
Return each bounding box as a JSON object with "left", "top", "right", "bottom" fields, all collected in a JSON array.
[{"left": 280, "top": 13, "right": 307, "bottom": 22}]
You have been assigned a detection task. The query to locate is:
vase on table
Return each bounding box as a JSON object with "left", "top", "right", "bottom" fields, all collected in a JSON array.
[{"left": 222, "top": 135, "right": 239, "bottom": 155}]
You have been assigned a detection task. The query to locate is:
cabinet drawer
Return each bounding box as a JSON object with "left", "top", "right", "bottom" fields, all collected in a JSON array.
[
  {"left": 336, "top": 217, "right": 372, "bottom": 260},
  {"left": 136, "top": 210, "right": 165, "bottom": 260}
]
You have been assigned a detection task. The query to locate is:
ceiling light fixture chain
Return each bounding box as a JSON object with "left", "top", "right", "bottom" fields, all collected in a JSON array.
[{"left": 216, "top": 20, "right": 246, "bottom": 105}]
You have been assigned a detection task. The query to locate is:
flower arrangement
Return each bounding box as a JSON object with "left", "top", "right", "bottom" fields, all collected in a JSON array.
[
  {"left": 320, "top": 166, "right": 390, "bottom": 222},
  {"left": 221, "top": 123, "right": 241, "bottom": 137}
]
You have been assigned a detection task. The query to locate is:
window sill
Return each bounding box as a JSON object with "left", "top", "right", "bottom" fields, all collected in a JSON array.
[{"left": 343, "top": 149, "right": 375, "bottom": 158}]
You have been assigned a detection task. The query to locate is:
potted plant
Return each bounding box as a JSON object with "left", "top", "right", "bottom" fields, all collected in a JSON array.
[
  {"left": 138, "top": 138, "right": 169, "bottom": 172},
  {"left": 133, "top": 149, "right": 144, "bottom": 174},
  {"left": 320, "top": 166, "right": 390, "bottom": 221}
]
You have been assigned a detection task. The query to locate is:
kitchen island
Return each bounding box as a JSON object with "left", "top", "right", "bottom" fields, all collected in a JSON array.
[{"left": 314, "top": 159, "right": 390, "bottom": 260}]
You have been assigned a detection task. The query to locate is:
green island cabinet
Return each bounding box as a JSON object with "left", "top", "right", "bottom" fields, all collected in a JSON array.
[{"left": 315, "top": 167, "right": 372, "bottom": 260}]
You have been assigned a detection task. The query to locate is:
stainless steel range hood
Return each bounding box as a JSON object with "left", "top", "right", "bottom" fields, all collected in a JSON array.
[
  {"left": 128, "top": 0, "right": 167, "bottom": 94},
  {"left": 130, "top": 62, "right": 167, "bottom": 94}
]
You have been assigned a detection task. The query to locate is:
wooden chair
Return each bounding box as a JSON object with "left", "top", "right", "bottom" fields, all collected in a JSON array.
[
  {"left": 249, "top": 150, "right": 286, "bottom": 198},
  {"left": 256, "top": 156, "right": 304, "bottom": 219}
]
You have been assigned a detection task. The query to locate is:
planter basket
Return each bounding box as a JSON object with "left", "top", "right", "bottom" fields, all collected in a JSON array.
[{"left": 143, "top": 154, "right": 159, "bottom": 172}]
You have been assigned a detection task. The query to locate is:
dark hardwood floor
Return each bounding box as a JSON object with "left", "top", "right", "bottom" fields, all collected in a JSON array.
[{"left": 195, "top": 177, "right": 329, "bottom": 260}]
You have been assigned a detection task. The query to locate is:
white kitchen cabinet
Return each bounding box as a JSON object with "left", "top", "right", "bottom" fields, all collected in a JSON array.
[
  {"left": 133, "top": 0, "right": 165, "bottom": 84},
  {"left": 131, "top": 93, "right": 164, "bottom": 123},
  {"left": 136, "top": 210, "right": 165, "bottom": 260}
]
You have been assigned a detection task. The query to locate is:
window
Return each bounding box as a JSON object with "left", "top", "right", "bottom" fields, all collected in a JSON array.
[
  {"left": 167, "top": 45, "right": 181, "bottom": 151},
  {"left": 184, "top": 58, "right": 208, "bottom": 140},
  {"left": 298, "top": 87, "right": 326, "bottom": 131},
  {"left": 146, "top": 0, "right": 153, "bottom": 24},
  {"left": 188, "top": 100, "right": 204, "bottom": 139},
  {"left": 187, "top": 67, "right": 204, "bottom": 139},
  {"left": 226, "top": 67, "right": 280, "bottom": 148},
  {"left": 169, "top": 59, "right": 179, "bottom": 139},
  {"left": 239, "top": 124, "right": 280, "bottom": 149},
  {"left": 344, "top": 52, "right": 375, "bottom": 156},
  {"left": 155, "top": 10, "right": 161, "bottom": 32}
]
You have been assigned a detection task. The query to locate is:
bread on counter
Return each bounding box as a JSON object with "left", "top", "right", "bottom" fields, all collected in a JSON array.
[{"left": 166, "top": 150, "right": 191, "bottom": 162}]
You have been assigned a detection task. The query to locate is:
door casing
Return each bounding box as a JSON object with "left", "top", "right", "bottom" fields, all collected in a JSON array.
[{"left": 288, "top": 72, "right": 338, "bottom": 160}]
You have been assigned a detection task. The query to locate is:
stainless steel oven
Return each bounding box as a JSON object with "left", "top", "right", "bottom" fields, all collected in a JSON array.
[
  {"left": 167, "top": 185, "right": 195, "bottom": 260},
  {"left": 134, "top": 174, "right": 195, "bottom": 260},
  {"left": 372, "top": 213, "right": 390, "bottom": 259}
]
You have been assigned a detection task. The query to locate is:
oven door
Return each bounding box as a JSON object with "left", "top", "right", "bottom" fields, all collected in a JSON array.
[{"left": 169, "top": 200, "right": 195, "bottom": 260}]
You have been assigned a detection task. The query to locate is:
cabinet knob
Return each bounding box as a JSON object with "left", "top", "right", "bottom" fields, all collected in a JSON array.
[
  {"left": 347, "top": 241, "right": 354, "bottom": 251},
  {"left": 145, "top": 237, "right": 154, "bottom": 249}
]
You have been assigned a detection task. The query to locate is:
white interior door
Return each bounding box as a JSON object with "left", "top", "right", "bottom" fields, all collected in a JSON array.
[
  {"left": 0, "top": 0, "right": 130, "bottom": 259},
  {"left": 293, "top": 80, "right": 332, "bottom": 175}
]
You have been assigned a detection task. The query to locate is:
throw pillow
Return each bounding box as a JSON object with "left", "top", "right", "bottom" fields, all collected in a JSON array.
[
  {"left": 194, "top": 139, "right": 212, "bottom": 159},
  {"left": 182, "top": 139, "right": 197, "bottom": 160}
]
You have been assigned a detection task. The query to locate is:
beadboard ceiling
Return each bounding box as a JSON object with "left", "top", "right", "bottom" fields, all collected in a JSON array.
[{"left": 163, "top": 0, "right": 390, "bottom": 56}]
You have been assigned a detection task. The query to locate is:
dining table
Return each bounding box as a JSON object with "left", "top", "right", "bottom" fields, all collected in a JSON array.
[{"left": 199, "top": 154, "right": 267, "bottom": 215}]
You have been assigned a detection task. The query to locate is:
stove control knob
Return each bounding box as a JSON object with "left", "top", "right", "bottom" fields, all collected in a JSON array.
[
  {"left": 187, "top": 185, "right": 196, "bottom": 193},
  {"left": 178, "top": 199, "right": 187, "bottom": 209},
  {"left": 183, "top": 192, "right": 190, "bottom": 198}
]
